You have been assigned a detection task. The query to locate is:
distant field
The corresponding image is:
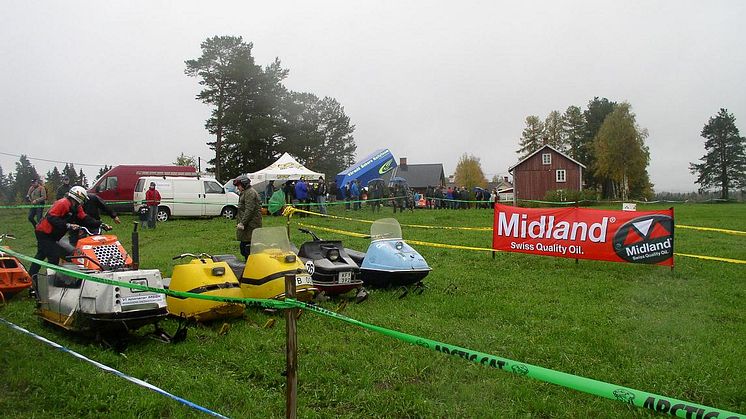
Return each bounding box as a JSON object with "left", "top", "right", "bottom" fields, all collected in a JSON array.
[{"left": 1, "top": 202, "right": 744, "bottom": 418}]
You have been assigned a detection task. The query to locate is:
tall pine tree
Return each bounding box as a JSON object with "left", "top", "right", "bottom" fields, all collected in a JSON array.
[
  {"left": 13, "top": 155, "right": 39, "bottom": 202},
  {"left": 517, "top": 115, "right": 545, "bottom": 157},
  {"left": 186, "top": 36, "right": 260, "bottom": 181},
  {"left": 544, "top": 110, "right": 567, "bottom": 152},
  {"left": 689, "top": 108, "right": 746, "bottom": 199},
  {"left": 562, "top": 105, "right": 585, "bottom": 161},
  {"left": 582, "top": 97, "right": 617, "bottom": 190}
]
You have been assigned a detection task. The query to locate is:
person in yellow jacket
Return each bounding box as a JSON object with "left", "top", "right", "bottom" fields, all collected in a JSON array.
[{"left": 234, "top": 175, "right": 262, "bottom": 259}]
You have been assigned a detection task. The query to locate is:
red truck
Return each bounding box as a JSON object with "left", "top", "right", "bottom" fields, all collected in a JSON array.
[{"left": 88, "top": 165, "right": 197, "bottom": 213}]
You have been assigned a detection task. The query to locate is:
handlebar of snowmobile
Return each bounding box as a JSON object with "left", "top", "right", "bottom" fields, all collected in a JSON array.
[
  {"left": 298, "top": 228, "right": 321, "bottom": 241},
  {"left": 78, "top": 224, "right": 113, "bottom": 237},
  {"left": 172, "top": 253, "right": 213, "bottom": 261}
]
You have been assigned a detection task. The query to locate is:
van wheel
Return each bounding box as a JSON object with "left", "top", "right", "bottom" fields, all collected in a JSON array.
[
  {"left": 156, "top": 207, "right": 170, "bottom": 222},
  {"left": 221, "top": 207, "right": 237, "bottom": 219}
]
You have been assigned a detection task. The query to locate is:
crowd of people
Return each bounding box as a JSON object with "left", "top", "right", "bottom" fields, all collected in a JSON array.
[{"left": 263, "top": 178, "right": 501, "bottom": 214}]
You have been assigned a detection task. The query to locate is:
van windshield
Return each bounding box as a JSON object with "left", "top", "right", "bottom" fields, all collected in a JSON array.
[
  {"left": 96, "top": 176, "right": 118, "bottom": 192},
  {"left": 204, "top": 181, "right": 224, "bottom": 194}
]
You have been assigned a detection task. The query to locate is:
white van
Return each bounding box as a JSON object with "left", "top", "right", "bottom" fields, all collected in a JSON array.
[{"left": 134, "top": 176, "right": 239, "bottom": 222}]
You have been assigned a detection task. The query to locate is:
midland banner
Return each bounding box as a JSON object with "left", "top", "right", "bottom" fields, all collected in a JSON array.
[{"left": 492, "top": 204, "right": 674, "bottom": 266}]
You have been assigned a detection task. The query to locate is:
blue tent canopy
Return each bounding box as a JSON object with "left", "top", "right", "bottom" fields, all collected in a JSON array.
[{"left": 335, "top": 149, "right": 397, "bottom": 195}]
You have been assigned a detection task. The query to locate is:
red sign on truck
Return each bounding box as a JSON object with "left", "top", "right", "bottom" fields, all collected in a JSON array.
[{"left": 492, "top": 204, "right": 674, "bottom": 266}]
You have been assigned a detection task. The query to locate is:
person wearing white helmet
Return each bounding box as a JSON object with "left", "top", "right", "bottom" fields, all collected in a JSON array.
[{"left": 28, "top": 185, "right": 110, "bottom": 297}]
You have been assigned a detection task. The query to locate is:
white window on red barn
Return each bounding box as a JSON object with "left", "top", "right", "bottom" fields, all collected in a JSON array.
[
  {"left": 556, "top": 169, "right": 566, "bottom": 182},
  {"left": 542, "top": 153, "right": 551, "bottom": 165}
]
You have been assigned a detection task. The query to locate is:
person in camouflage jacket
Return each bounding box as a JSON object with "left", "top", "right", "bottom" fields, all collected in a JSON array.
[{"left": 234, "top": 175, "right": 262, "bottom": 259}]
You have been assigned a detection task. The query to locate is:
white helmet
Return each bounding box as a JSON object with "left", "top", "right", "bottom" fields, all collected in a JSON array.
[{"left": 67, "top": 186, "right": 88, "bottom": 204}]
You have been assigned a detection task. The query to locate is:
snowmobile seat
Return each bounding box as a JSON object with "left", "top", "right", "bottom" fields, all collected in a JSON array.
[
  {"left": 344, "top": 248, "right": 366, "bottom": 266},
  {"left": 211, "top": 255, "right": 246, "bottom": 280}
]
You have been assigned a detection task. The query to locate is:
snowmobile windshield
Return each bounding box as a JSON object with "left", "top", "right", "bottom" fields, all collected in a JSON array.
[
  {"left": 370, "top": 218, "right": 402, "bottom": 241},
  {"left": 250, "top": 227, "right": 293, "bottom": 254}
]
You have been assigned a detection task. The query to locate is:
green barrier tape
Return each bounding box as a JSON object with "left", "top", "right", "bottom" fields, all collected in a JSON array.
[
  {"left": 0, "top": 203, "right": 48, "bottom": 209},
  {"left": 289, "top": 299, "right": 744, "bottom": 418},
  {"left": 1, "top": 247, "right": 294, "bottom": 310}
]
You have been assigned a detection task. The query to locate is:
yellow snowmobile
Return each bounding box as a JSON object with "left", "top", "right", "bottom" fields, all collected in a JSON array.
[
  {"left": 166, "top": 253, "right": 245, "bottom": 322},
  {"left": 214, "top": 227, "right": 317, "bottom": 301}
]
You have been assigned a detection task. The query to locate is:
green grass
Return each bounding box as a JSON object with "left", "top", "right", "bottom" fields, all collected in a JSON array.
[{"left": 1, "top": 203, "right": 744, "bottom": 418}]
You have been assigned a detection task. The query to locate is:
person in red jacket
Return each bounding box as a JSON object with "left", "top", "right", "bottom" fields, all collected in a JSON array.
[
  {"left": 28, "top": 186, "right": 109, "bottom": 297},
  {"left": 144, "top": 181, "right": 161, "bottom": 229}
]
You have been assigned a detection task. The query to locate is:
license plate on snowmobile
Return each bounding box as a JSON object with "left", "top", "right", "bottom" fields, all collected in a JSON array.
[
  {"left": 295, "top": 275, "right": 313, "bottom": 286},
  {"left": 338, "top": 271, "right": 352, "bottom": 283},
  {"left": 121, "top": 293, "right": 165, "bottom": 306}
]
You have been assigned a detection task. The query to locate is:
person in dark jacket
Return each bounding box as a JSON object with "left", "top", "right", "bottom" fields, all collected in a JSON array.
[
  {"left": 68, "top": 193, "right": 121, "bottom": 246},
  {"left": 28, "top": 186, "right": 108, "bottom": 296},
  {"left": 283, "top": 181, "right": 294, "bottom": 205},
  {"left": 83, "top": 193, "right": 121, "bottom": 224},
  {"left": 234, "top": 175, "right": 262, "bottom": 259},
  {"left": 315, "top": 176, "right": 328, "bottom": 215},
  {"left": 265, "top": 180, "right": 275, "bottom": 205},
  {"left": 55, "top": 175, "right": 71, "bottom": 200}
]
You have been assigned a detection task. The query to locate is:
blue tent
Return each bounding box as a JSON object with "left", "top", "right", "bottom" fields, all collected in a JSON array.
[{"left": 335, "top": 149, "right": 397, "bottom": 195}]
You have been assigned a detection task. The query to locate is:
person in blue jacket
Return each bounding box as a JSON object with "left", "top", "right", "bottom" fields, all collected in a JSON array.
[
  {"left": 350, "top": 180, "right": 360, "bottom": 210},
  {"left": 294, "top": 179, "right": 308, "bottom": 217}
]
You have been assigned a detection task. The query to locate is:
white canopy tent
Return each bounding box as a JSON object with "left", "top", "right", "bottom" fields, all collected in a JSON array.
[{"left": 223, "top": 153, "right": 324, "bottom": 195}]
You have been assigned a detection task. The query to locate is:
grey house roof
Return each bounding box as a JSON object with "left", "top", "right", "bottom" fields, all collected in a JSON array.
[{"left": 390, "top": 164, "right": 446, "bottom": 188}]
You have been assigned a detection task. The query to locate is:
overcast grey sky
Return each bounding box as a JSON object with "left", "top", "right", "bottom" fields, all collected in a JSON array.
[{"left": 1, "top": 1, "right": 744, "bottom": 192}]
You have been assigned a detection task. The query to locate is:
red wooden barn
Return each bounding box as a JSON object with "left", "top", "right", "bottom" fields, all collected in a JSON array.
[{"left": 508, "top": 145, "right": 585, "bottom": 202}]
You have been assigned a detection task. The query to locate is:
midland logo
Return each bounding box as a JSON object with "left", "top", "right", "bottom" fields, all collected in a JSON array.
[
  {"left": 612, "top": 215, "right": 673, "bottom": 264},
  {"left": 378, "top": 159, "right": 394, "bottom": 175}
]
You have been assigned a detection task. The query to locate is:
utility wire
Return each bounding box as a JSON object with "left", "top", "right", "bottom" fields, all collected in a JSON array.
[
  {"left": 0, "top": 151, "right": 211, "bottom": 169},
  {"left": 0, "top": 151, "right": 107, "bottom": 168}
]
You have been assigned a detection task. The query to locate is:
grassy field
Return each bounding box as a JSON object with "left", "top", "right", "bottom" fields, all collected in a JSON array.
[{"left": 0, "top": 202, "right": 744, "bottom": 418}]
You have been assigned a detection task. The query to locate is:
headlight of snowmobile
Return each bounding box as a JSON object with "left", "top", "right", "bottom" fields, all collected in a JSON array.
[
  {"left": 284, "top": 255, "right": 296, "bottom": 263},
  {"left": 211, "top": 267, "right": 225, "bottom": 276},
  {"left": 327, "top": 249, "right": 340, "bottom": 261},
  {"left": 395, "top": 241, "right": 404, "bottom": 250}
]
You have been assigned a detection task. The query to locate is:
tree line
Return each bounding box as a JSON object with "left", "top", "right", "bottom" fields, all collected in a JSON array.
[
  {"left": 185, "top": 36, "right": 357, "bottom": 182},
  {"left": 0, "top": 156, "right": 112, "bottom": 204}
]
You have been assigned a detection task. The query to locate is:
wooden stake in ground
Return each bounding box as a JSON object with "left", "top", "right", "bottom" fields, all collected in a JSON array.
[{"left": 285, "top": 273, "right": 298, "bottom": 419}]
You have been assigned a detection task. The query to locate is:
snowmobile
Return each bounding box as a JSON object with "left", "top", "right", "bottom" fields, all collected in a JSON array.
[
  {"left": 0, "top": 234, "right": 33, "bottom": 299},
  {"left": 36, "top": 225, "right": 168, "bottom": 335},
  {"left": 213, "top": 227, "right": 317, "bottom": 301},
  {"left": 345, "top": 218, "right": 431, "bottom": 288},
  {"left": 165, "top": 252, "right": 245, "bottom": 322},
  {"left": 63, "top": 226, "right": 134, "bottom": 271},
  {"left": 295, "top": 228, "right": 367, "bottom": 301}
]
